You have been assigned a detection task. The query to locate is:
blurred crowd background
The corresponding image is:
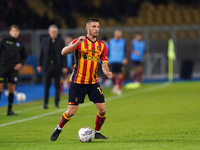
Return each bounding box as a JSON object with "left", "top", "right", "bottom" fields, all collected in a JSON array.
[
  {"left": 0, "top": 0, "right": 200, "bottom": 30},
  {"left": 0, "top": 0, "right": 200, "bottom": 82}
]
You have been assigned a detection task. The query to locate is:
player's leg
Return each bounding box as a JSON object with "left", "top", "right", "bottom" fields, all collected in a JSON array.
[
  {"left": 88, "top": 83, "right": 107, "bottom": 139},
  {"left": 53, "top": 71, "right": 61, "bottom": 108},
  {"left": 50, "top": 82, "right": 86, "bottom": 141},
  {"left": 43, "top": 69, "right": 53, "bottom": 109},
  {"left": 51, "top": 105, "right": 78, "bottom": 141},
  {"left": 94, "top": 102, "right": 107, "bottom": 139},
  {"left": 115, "top": 63, "right": 123, "bottom": 95},
  {"left": 111, "top": 73, "right": 119, "bottom": 93},
  {"left": 110, "top": 63, "right": 118, "bottom": 93},
  {"left": 7, "top": 68, "right": 18, "bottom": 115},
  {"left": 133, "top": 61, "right": 139, "bottom": 82},
  {"left": 7, "top": 83, "right": 17, "bottom": 115},
  {"left": 137, "top": 65, "right": 143, "bottom": 83},
  {"left": 0, "top": 65, "right": 6, "bottom": 99},
  {"left": 117, "top": 73, "right": 123, "bottom": 95}
]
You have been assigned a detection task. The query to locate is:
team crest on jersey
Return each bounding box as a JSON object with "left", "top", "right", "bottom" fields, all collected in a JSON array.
[
  {"left": 97, "top": 46, "right": 100, "bottom": 50},
  {"left": 16, "top": 42, "right": 20, "bottom": 47},
  {"left": 14, "top": 77, "right": 18, "bottom": 81},
  {"left": 75, "top": 97, "right": 78, "bottom": 102}
]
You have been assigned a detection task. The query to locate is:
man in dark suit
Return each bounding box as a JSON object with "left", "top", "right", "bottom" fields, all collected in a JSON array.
[{"left": 37, "top": 24, "right": 67, "bottom": 109}]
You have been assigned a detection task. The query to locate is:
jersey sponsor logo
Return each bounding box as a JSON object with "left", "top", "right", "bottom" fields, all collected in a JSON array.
[
  {"left": 16, "top": 42, "right": 20, "bottom": 47},
  {"left": 6, "top": 41, "right": 13, "bottom": 45},
  {"left": 87, "top": 49, "right": 100, "bottom": 54},
  {"left": 83, "top": 55, "right": 99, "bottom": 62},
  {"left": 91, "top": 50, "right": 96, "bottom": 54}
]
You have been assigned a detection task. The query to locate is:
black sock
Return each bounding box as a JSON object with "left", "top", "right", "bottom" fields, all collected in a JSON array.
[{"left": 8, "top": 93, "right": 14, "bottom": 112}]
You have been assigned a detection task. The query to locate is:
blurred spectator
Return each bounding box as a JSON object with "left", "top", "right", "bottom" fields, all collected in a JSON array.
[
  {"left": 130, "top": 33, "right": 146, "bottom": 83},
  {"left": 0, "top": 0, "right": 53, "bottom": 30},
  {"left": 37, "top": 25, "right": 67, "bottom": 109},
  {"left": 108, "top": 30, "right": 128, "bottom": 95}
]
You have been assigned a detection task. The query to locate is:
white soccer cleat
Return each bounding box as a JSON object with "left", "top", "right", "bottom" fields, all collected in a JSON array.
[
  {"left": 111, "top": 85, "right": 118, "bottom": 93},
  {"left": 116, "top": 89, "right": 122, "bottom": 95}
]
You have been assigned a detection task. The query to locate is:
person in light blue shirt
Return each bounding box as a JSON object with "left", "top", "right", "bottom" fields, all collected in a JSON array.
[
  {"left": 108, "top": 30, "right": 128, "bottom": 95},
  {"left": 130, "top": 33, "right": 146, "bottom": 83}
]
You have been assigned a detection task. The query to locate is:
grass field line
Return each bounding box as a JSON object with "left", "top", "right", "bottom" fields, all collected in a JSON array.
[{"left": 0, "top": 82, "right": 170, "bottom": 128}]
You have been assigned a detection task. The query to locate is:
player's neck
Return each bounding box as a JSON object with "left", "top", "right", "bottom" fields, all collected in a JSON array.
[{"left": 87, "top": 34, "right": 97, "bottom": 42}]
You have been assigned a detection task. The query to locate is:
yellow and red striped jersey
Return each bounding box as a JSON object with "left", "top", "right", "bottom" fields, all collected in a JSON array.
[{"left": 70, "top": 36, "right": 108, "bottom": 84}]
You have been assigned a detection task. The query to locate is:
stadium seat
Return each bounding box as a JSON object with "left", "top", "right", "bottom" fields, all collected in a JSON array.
[{"left": 18, "top": 65, "right": 36, "bottom": 84}]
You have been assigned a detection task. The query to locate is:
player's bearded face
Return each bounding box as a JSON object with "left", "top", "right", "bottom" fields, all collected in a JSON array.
[{"left": 88, "top": 22, "right": 100, "bottom": 38}]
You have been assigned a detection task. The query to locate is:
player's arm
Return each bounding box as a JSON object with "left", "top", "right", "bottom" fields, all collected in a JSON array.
[
  {"left": 101, "top": 43, "right": 113, "bottom": 79},
  {"left": 14, "top": 44, "right": 27, "bottom": 71},
  {"left": 102, "top": 63, "right": 112, "bottom": 79},
  {"left": 61, "top": 36, "right": 85, "bottom": 56},
  {"left": 37, "top": 38, "right": 46, "bottom": 73}
]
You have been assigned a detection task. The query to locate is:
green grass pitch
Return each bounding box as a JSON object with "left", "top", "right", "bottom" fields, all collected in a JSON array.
[{"left": 0, "top": 81, "right": 200, "bottom": 150}]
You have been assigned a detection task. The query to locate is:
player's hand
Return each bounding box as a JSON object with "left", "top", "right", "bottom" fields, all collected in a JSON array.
[
  {"left": 14, "top": 63, "right": 22, "bottom": 70},
  {"left": 122, "top": 58, "right": 128, "bottom": 65},
  {"left": 62, "top": 67, "right": 68, "bottom": 74},
  {"left": 37, "top": 66, "right": 42, "bottom": 73},
  {"left": 77, "top": 36, "right": 85, "bottom": 44},
  {"left": 106, "top": 72, "right": 113, "bottom": 79}
]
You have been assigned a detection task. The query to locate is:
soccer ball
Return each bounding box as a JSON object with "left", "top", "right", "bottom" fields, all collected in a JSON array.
[
  {"left": 16, "top": 92, "right": 26, "bottom": 102},
  {"left": 78, "top": 127, "right": 95, "bottom": 142}
]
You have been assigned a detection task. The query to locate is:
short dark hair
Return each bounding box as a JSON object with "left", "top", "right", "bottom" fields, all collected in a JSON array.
[
  {"left": 10, "top": 25, "right": 19, "bottom": 31},
  {"left": 86, "top": 18, "right": 99, "bottom": 25}
]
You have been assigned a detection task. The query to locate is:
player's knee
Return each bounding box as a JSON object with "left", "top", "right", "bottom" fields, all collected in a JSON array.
[
  {"left": 98, "top": 107, "right": 106, "bottom": 116},
  {"left": 8, "top": 84, "right": 15, "bottom": 93},
  {"left": 66, "top": 108, "right": 77, "bottom": 117},
  {"left": 67, "top": 111, "right": 75, "bottom": 117}
]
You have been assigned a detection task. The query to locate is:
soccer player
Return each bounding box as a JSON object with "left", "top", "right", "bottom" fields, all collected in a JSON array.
[
  {"left": 108, "top": 30, "right": 128, "bottom": 95},
  {"left": 50, "top": 18, "right": 113, "bottom": 141},
  {"left": 130, "top": 32, "right": 146, "bottom": 83},
  {"left": 0, "top": 25, "right": 27, "bottom": 115}
]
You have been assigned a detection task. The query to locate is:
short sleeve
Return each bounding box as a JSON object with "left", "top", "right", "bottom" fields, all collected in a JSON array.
[
  {"left": 69, "top": 39, "right": 79, "bottom": 52},
  {"left": 101, "top": 43, "right": 108, "bottom": 63}
]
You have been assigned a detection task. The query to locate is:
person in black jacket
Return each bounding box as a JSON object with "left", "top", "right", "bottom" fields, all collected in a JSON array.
[
  {"left": 0, "top": 25, "right": 27, "bottom": 115},
  {"left": 37, "top": 24, "right": 67, "bottom": 109}
]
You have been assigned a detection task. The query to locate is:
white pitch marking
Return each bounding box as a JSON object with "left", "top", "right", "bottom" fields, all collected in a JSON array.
[{"left": 0, "top": 82, "right": 170, "bottom": 127}]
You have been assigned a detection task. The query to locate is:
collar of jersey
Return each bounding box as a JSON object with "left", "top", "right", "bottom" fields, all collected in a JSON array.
[{"left": 86, "top": 36, "right": 97, "bottom": 43}]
